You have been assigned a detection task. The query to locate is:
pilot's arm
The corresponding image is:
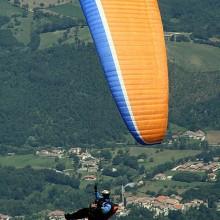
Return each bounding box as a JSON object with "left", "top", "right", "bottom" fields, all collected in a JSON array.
[
  {"left": 95, "top": 191, "right": 103, "bottom": 200},
  {"left": 101, "top": 202, "right": 112, "bottom": 214}
]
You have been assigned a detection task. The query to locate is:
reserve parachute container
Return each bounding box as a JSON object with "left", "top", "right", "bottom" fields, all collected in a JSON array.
[{"left": 79, "top": 0, "right": 169, "bottom": 145}]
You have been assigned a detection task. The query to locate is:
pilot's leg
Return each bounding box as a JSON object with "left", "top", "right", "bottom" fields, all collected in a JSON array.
[
  {"left": 65, "top": 208, "right": 90, "bottom": 220},
  {"left": 88, "top": 208, "right": 104, "bottom": 220}
]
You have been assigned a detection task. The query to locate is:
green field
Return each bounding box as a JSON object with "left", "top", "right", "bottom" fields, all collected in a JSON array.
[
  {"left": 0, "top": 0, "right": 23, "bottom": 17},
  {"left": 0, "top": 148, "right": 204, "bottom": 196},
  {"left": 39, "top": 26, "right": 91, "bottom": 49},
  {"left": 128, "top": 147, "right": 205, "bottom": 194},
  {"left": 129, "top": 147, "right": 200, "bottom": 169},
  {"left": 65, "top": 27, "right": 92, "bottom": 44},
  {"left": 206, "top": 130, "right": 220, "bottom": 145},
  {"left": 167, "top": 41, "right": 220, "bottom": 72},
  {"left": 49, "top": 3, "right": 85, "bottom": 19},
  {"left": 0, "top": 0, "right": 32, "bottom": 45},
  {"left": 39, "top": 30, "right": 65, "bottom": 49},
  {"left": 12, "top": 14, "right": 33, "bottom": 44},
  {"left": 0, "top": 154, "right": 73, "bottom": 169},
  {"left": 138, "top": 180, "right": 209, "bottom": 195},
  {"left": 0, "top": 147, "right": 200, "bottom": 175},
  {"left": 77, "top": 27, "right": 91, "bottom": 42}
]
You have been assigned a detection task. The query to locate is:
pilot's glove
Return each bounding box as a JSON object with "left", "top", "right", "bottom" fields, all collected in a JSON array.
[
  {"left": 64, "top": 213, "right": 72, "bottom": 220},
  {"left": 94, "top": 183, "right": 98, "bottom": 192}
]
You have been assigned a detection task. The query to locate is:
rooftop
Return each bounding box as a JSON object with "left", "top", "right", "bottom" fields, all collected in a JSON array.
[{"left": 48, "top": 210, "right": 65, "bottom": 217}]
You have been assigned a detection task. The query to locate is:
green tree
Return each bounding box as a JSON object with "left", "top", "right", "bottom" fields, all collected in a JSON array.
[
  {"left": 55, "top": 162, "right": 65, "bottom": 171},
  {"left": 100, "top": 150, "right": 112, "bottom": 160}
]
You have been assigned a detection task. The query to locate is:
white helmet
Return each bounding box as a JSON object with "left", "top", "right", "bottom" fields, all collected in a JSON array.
[{"left": 102, "top": 190, "right": 110, "bottom": 196}]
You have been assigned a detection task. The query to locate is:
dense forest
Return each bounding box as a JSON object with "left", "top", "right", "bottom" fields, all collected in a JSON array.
[
  {"left": 1, "top": 164, "right": 220, "bottom": 219},
  {"left": 160, "top": 0, "right": 220, "bottom": 39},
  {"left": 0, "top": 166, "right": 84, "bottom": 216},
  {"left": 0, "top": 42, "right": 219, "bottom": 147},
  {"left": 0, "top": 42, "right": 130, "bottom": 147},
  {"left": 169, "top": 64, "right": 220, "bottom": 130}
]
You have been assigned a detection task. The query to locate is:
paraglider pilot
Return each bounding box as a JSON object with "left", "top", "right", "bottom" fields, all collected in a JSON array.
[{"left": 65, "top": 184, "right": 116, "bottom": 220}]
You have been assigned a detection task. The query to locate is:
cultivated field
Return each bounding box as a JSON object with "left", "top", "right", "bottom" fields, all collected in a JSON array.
[
  {"left": 129, "top": 147, "right": 201, "bottom": 169},
  {"left": 167, "top": 41, "right": 220, "bottom": 72},
  {"left": 39, "top": 30, "right": 66, "bottom": 49},
  {"left": 49, "top": 2, "right": 84, "bottom": 19},
  {"left": 8, "top": 0, "right": 72, "bottom": 9},
  {"left": 12, "top": 14, "right": 33, "bottom": 44},
  {"left": 137, "top": 180, "right": 210, "bottom": 195},
  {"left": 39, "top": 26, "right": 91, "bottom": 49},
  {"left": 206, "top": 130, "right": 220, "bottom": 145},
  {"left": 0, "top": 0, "right": 23, "bottom": 16},
  {"left": 0, "top": 154, "right": 73, "bottom": 169}
]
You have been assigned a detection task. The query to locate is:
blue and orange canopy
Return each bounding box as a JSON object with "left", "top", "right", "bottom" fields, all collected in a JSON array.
[{"left": 79, "top": 0, "right": 169, "bottom": 145}]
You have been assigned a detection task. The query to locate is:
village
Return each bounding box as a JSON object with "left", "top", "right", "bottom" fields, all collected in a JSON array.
[
  {"left": 153, "top": 159, "right": 220, "bottom": 182},
  {"left": 167, "top": 129, "right": 207, "bottom": 146},
  {"left": 28, "top": 143, "right": 220, "bottom": 220},
  {"left": 8, "top": 192, "right": 206, "bottom": 220},
  {"left": 38, "top": 195, "right": 208, "bottom": 220},
  {"left": 1, "top": 129, "right": 218, "bottom": 220},
  {"left": 123, "top": 195, "right": 207, "bottom": 217},
  {"left": 36, "top": 147, "right": 100, "bottom": 179},
  {"left": 0, "top": 195, "right": 211, "bottom": 220},
  {"left": 0, "top": 195, "right": 207, "bottom": 220}
]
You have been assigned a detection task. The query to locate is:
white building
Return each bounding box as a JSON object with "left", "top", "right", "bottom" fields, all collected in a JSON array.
[
  {"left": 182, "top": 130, "right": 206, "bottom": 141},
  {"left": 36, "top": 148, "right": 64, "bottom": 158},
  {"left": 68, "top": 147, "right": 82, "bottom": 155},
  {"left": 48, "top": 210, "right": 65, "bottom": 220},
  {"left": 153, "top": 173, "right": 167, "bottom": 181},
  {"left": 0, "top": 214, "right": 11, "bottom": 220}
]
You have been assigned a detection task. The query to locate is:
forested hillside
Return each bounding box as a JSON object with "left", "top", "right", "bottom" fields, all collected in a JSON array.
[
  {"left": 0, "top": 44, "right": 128, "bottom": 147},
  {"left": 0, "top": 166, "right": 85, "bottom": 216},
  {"left": 0, "top": 0, "right": 219, "bottom": 147},
  {"left": 160, "top": 0, "right": 220, "bottom": 39},
  {"left": 169, "top": 63, "right": 220, "bottom": 130}
]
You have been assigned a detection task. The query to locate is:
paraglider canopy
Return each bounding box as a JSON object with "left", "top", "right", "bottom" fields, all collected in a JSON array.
[{"left": 79, "top": 0, "right": 168, "bottom": 145}]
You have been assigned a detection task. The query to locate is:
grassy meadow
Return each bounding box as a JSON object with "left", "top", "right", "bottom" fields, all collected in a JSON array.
[
  {"left": 206, "top": 130, "right": 220, "bottom": 145},
  {"left": 0, "top": 0, "right": 23, "bottom": 17},
  {"left": 12, "top": 14, "right": 33, "bottom": 44},
  {"left": 137, "top": 180, "right": 210, "bottom": 195},
  {"left": 0, "top": 154, "right": 73, "bottom": 169},
  {"left": 167, "top": 41, "right": 220, "bottom": 72},
  {"left": 48, "top": 2, "right": 84, "bottom": 19},
  {"left": 129, "top": 147, "right": 200, "bottom": 169},
  {"left": 39, "top": 30, "right": 65, "bottom": 49}
]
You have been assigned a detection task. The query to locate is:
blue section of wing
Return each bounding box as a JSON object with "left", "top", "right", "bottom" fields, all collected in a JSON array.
[{"left": 79, "top": 0, "right": 146, "bottom": 145}]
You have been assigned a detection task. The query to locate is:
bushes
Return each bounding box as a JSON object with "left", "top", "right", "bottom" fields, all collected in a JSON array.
[
  {"left": 0, "top": 166, "right": 86, "bottom": 216},
  {"left": 169, "top": 61, "right": 220, "bottom": 130},
  {"left": 112, "top": 155, "right": 139, "bottom": 170},
  {"left": 43, "top": 169, "right": 80, "bottom": 188},
  {"left": 28, "top": 32, "right": 40, "bottom": 50},
  {"left": 0, "top": 44, "right": 127, "bottom": 147},
  {"left": 38, "top": 17, "right": 77, "bottom": 33},
  {"left": 0, "top": 16, "right": 10, "bottom": 27},
  {"left": 0, "top": 166, "right": 79, "bottom": 201},
  {"left": 173, "top": 171, "right": 207, "bottom": 183},
  {"left": 0, "top": 29, "right": 21, "bottom": 48},
  {"left": 160, "top": 0, "right": 220, "bottom": 39}
]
